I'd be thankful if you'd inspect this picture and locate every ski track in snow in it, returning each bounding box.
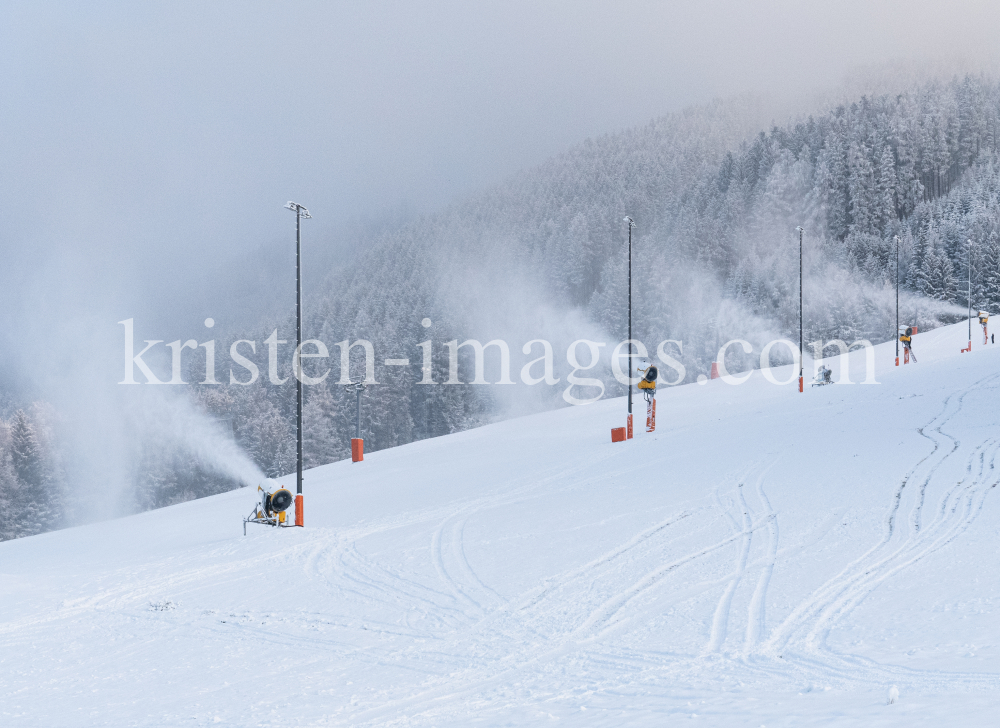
[329,465,768,725]
[702,459,779,656]
[763,377,983,655]
[431,513,483,616]
[304,451,621,626]
[744,467,778,653]
[705,468,757,653]
[805,439,1000,648]
[575,514,772,640]
[758,373,1000,691]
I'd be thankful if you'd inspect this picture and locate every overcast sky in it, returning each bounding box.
[2,0,1000,362]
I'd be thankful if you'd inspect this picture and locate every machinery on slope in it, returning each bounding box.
[636,361,658,433]
[244,480,296,534]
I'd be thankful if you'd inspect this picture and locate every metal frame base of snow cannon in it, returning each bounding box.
[244,508,294,535]
[637,385,656,432]
[244,482,297,535]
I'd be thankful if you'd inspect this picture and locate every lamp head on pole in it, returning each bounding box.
[795,226,804,233]
[285,201,312,219]
[624,216,635,229]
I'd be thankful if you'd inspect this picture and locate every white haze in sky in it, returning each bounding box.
[1,1,999,518]
[2,1,999,343]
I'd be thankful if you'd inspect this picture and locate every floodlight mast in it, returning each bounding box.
[968,239,973,351]
[796,226,804,393]
[624,216,636,436]
[345,380,367,439]
[285,201,311,526]
[895,235,900,366]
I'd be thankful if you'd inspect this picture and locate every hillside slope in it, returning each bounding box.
[3,323,1000,726]
[188,77,1000,487]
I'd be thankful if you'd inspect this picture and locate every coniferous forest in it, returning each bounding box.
[5,75,1000,538]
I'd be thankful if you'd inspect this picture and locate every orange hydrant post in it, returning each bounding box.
[351,438,364,462]
[295,494,304,527]
[611,427,626,443]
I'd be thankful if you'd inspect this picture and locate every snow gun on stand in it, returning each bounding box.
[244,480,295,535]
[636,362,658,433]
[898,325,917,363]
[812,365,833,386]
[979,311,990,345]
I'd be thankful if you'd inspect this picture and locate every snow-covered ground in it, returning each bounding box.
[3,323,1000,726]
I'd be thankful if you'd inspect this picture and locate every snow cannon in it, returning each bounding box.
[899,326,916,363]
[243,480,296,534]
[259,481,293,517]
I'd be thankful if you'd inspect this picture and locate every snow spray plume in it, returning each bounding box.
[123,387,265,490]
[2,309,266,525]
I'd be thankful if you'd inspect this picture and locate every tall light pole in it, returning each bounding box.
[624,216,636,437]
[345,380,366,462]
[285,201,311,526]
[895,235,900,366]
[796,226,804,393]
[968,238,973,351]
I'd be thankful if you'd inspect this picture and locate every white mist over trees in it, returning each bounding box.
[214,76,1000,473]
[4,75,1000,538]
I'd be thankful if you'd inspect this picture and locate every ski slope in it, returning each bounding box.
[3,323,1000,726]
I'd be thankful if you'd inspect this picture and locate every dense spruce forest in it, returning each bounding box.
[5,75,1000,537]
